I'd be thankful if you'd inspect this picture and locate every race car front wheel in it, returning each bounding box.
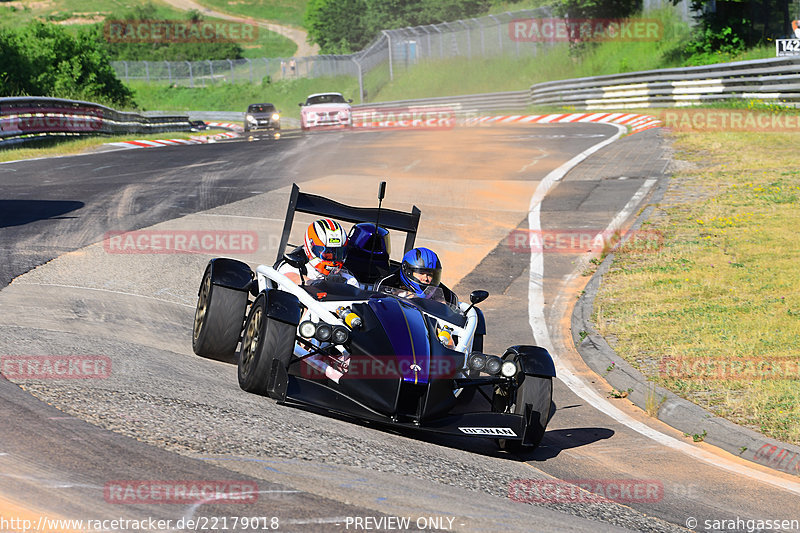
[193,267,248,363]
[494,369,553,452]
[237,294,295,396]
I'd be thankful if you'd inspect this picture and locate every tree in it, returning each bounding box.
[305,0,490,53]
[553,0,641,19]
[304,0,371,54]
[0,22,134,106]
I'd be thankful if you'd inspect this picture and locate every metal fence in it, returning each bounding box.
[112,56,359,87]
[111,7,555,101]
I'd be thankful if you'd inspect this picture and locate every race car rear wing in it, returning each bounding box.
[276,183,421,263]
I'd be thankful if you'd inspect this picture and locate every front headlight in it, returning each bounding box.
[485,356,503,375]
[315,324,332,342]
[246,114,255,123]
[332,326,349,345]
[501,361,518,378]
[468,352,487,372]
[299,320,316,338]
[271,113,280,121]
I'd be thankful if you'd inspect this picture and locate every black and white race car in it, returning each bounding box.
[192,184,555,451]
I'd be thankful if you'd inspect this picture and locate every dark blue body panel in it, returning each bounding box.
[367,297,431,384]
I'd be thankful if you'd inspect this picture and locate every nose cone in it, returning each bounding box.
[367,297,431,384]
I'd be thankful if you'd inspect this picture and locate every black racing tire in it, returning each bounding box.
[494,358,553,452]
[237,294,296,396]
[192,267,248,363]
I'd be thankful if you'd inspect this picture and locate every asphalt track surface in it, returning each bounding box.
[0,125,799,532]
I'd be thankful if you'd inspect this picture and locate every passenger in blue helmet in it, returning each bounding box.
[399,247,442,297]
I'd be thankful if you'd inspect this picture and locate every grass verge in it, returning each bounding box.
[192,0,309,28]
[592,110,800,445]
[372,13,772,102]
[0,131,202,163]
[129,76,360,118]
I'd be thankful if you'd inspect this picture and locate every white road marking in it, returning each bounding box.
[53,162,93,170]
[526,125,800,495]
[403,159,421,172]
[197,213,285,222]
[13,283,194,308]
[180,161,227,169]
[605,178,657,232]
[518,148,549,173]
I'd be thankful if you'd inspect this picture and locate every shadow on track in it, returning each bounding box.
[0,199,83,228]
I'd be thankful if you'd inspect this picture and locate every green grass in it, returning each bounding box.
[488,0,557,14]
[0,130,203,163]
[593,123,800,444]
[369,9,775,101]
[0,0,184,26]
[237,24,297,58]
[192,0,310,28]
[0,0,296,58]
[129,76,360,118]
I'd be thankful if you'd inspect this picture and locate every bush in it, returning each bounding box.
[305,0,491,54]
[0,22,134,107]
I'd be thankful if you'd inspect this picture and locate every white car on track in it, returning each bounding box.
[299,92,353,130]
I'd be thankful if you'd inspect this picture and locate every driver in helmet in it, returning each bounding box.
[398,247,442,297]
[375,246,444,298]
[278,218,359,287]
[393,247,456,348]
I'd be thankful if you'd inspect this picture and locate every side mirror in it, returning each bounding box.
[298,102,303,107]
[347,98,353,103]
[464,290,488,316]
[470,290,489,305]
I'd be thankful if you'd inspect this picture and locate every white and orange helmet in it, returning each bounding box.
[303,219,348,275]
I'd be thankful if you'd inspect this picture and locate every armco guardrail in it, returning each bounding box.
[0,97,191,147]
[530,56,800,109]
[354,56,800,116]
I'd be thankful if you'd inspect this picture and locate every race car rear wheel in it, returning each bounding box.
[193,268,248,363]
[494,370,553,453]
[237,294,295,396]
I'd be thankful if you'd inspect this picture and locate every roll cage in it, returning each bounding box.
[276,183,421,265]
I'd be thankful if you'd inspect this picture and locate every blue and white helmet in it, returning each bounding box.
[400,247,442,296]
